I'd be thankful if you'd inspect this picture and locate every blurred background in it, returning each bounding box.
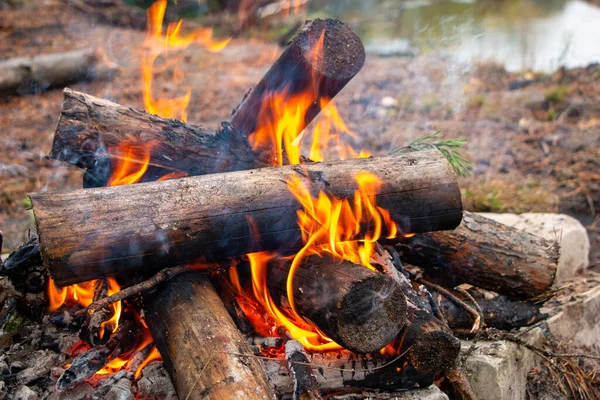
[1,0,598,266]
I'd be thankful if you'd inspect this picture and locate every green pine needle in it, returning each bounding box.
[389,131,474,177]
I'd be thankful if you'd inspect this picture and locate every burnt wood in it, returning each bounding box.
[231,18,365,164]
[267,257,408,354]
[31,151,462,286]
[143,273,274,399]
[50,89,269,187]
[394,212,559,299]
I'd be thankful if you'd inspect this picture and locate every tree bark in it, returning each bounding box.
[50,88,268,188]
[264,256,408,354]
[142,273,274,400]
[31,150,462,286]
[0,50,114,96]
[231,18,365,164]
[394,212,559,299]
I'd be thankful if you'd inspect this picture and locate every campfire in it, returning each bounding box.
[1,1,571,399]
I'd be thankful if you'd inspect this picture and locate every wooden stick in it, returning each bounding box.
[284,340,322,400]
[0,50,114,96]
[394,211,559,299]
[142,273,274,399]
[31,150,462,286]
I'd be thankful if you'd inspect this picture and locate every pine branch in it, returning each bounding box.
[389,131,474,177]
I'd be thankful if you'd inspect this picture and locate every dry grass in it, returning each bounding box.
[461,178,558,214]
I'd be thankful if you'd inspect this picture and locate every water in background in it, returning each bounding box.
[308,0,600,72]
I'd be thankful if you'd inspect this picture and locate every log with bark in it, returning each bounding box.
[142,272,274,399]
[393,211,559,299]
[0,50,115,96]
[31,150,462,286]
[237,256,408,354]
[50,19,365,187]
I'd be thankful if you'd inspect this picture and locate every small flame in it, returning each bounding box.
[98,278,122,340]
[48,279,95,311]
[143,0,230,121]
[107,140,156,187]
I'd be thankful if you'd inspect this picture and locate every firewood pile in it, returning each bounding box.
[0,19,562,400]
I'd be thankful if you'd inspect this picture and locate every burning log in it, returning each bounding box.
[84,278,113,346]
[50,19,365,185]
[0,50,114,96]
[231,19,365,152]
[142,273,274,399]
[57,319,135,390]
[394,212,559,299]
[266,257,408,354]
[31,150,462,286]
[262,349,434,395]
[50,89,268,187]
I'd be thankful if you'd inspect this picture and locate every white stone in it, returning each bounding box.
[463,276,600,400]
[13,386,38,400]
[478,213,590,283]
[380,96,399,108]
[462,339,539,400]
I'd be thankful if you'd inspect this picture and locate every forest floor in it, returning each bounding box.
[0,2,598,265]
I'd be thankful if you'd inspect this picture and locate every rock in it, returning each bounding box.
[381,96,399,108]
[463,276,600,400]
[541,280,600,347]
[461,339,539,400]
[478,213,590,283]
[13,386,38,400]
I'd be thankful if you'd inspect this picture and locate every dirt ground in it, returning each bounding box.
[0,1,598,267]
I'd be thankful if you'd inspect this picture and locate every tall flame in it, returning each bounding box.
[230,172,398,351]
[143,0,231,121]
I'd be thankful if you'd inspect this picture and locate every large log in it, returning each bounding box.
[31,150,462,286]
[143,273,274,399]
[231,18,365,164]
[50,19,365,185]
[394,212,559,299]
[248,256,409,354]
[0,50,114,96]
[50,88,267,188]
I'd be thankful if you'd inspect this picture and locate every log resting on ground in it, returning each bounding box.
[31,150,462,286]
[0,50,114,96]
[143,273,274,399]
[265,256,408,354]
[393,212,559,299]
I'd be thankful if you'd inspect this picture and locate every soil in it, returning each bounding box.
[0,1,598,397]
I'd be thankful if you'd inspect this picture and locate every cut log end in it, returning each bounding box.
[335,274,407,353]
[298,18,365,81]
[409,329,461,374]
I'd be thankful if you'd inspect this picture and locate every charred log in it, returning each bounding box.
[56,319,135,390]
[143,272,274,399]
[262,348,434,395]
[436,288,548,331]
[51,89,268,188]
[284,340,322,400]
[31,150,462,286]
[266,256,408,354]
[393,212,559,299]
[1,235,45,295]
[231,18,365,160]
[0,50,114,96]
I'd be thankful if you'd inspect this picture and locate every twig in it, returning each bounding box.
[445,368,478,400]
[416,278,481,334]
[77,264,199,318]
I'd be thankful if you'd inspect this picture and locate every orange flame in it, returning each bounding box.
[48,279,96,311]
[143,0,231,121]
[107,140,156,187]
[229,172,397,351]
